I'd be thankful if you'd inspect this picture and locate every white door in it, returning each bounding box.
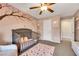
[43,20,52,41]
[61,17,74,41]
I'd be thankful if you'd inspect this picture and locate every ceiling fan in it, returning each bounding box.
[29,3,55,15]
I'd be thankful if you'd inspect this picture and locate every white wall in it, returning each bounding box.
[0,16,38,44]
[61,17,74,41]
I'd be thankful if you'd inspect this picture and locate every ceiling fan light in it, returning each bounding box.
[41,6,47,11]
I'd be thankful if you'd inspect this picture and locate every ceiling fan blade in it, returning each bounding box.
[40,3,43,6]
[39,11,42,15]
[47,8,54,13]
[43,3,55,5]
[48,3,55,5]
[29,6,40,9]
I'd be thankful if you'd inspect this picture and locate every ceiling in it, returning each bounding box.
[9,3,79,19]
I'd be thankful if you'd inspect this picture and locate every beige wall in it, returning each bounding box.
[0,4,38,44]
[39,16,61,43]
[75,17,79,41]
[0,16,38,44]
[38,20,43,40]
[73,10,79,41]
[52,16,61,43]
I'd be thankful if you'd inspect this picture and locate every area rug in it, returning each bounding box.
[20,43,55,56]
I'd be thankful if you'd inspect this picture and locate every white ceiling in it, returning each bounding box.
[9,3,79,19]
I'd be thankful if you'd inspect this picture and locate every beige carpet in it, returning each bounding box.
[39,40,76,56]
